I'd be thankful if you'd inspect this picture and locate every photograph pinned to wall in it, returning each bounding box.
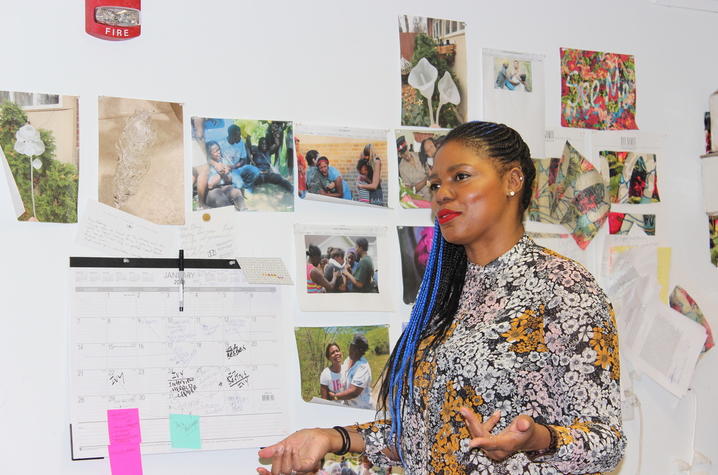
[669,286,714,353]
[99,96,184,225]
[608,212,656,236]
[395,128,449,208]
[482,49,545,157]
[0,90,79,222]
[710,214,718,267]
[399,15,467,128]
[398,225,434,304]
[191,117,294,212]
[560,47,638,130]
[294,325,390,411]
[319,452,404,474]
[295,124,388,207]
[295,224,392,312]
[601,150,660,204]
[527,141,609,249]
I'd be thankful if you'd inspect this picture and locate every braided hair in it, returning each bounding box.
[378,121,535,460]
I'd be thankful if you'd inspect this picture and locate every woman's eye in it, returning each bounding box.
[455,172,470,181]
[429,183,440,192]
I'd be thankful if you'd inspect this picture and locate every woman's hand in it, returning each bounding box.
[257,428,339,474]
[459,407,548,462]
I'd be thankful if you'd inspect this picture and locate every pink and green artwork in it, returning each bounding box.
[560,48,637,130]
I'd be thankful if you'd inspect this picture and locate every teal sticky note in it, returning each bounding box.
[169,414,201,449]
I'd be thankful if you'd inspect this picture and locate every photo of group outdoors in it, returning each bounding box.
[294,325,390,411]
[395,128,449,208]
[304,234,379,293]
[295,125,388,207]
[318,453,403,475]
[494,56,533,92]
[191,117,294,212]
[0,90,79,223]
[399,15,467,128]
[99,96,185,225]
[397,226,434,304]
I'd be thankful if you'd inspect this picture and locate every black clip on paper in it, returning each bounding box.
[178,249,185,312]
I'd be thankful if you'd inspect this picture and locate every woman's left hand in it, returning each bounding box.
[459,407,543,461]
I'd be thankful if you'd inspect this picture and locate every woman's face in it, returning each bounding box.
[318,161,329,176]
[429,141,511,247]
[209,144,221,161]
[326,345,342,364]
[424,139,437,158]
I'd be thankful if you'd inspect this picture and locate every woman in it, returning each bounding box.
[418,136,438,169]
[306,245,337,293]
[320,343,345,401]
[356,144,383,206]
[308,156,348,200]
[327,334,372,409]
[258,122,625,474]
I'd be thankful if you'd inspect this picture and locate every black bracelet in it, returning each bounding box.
[332,426,351,456]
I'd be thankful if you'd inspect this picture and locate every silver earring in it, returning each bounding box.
[508,191,516,197]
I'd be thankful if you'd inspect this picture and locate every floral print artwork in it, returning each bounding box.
[561,48,637,130]
[357,236,625,474]
[601,151,660,204]
[528,141,609,249]
[608,212,656,236]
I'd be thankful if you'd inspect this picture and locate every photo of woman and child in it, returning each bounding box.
[191,117,294,212]
[396,129,448,208]
[294,326,390,412]
[305,235,379,294]
[295,129,388,207]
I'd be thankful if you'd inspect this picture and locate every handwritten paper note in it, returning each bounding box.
[169,414,201,449]
[77,201,175,257]
[108,444,143,475]
[180,207,237,259]
[107,408,141,445]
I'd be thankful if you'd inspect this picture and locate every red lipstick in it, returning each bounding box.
[437,208,461,224]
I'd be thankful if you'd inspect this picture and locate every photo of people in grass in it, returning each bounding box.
[294,325,390,411]
[304,234,379,294]
[399,15,467,128]
[191,117,294,212]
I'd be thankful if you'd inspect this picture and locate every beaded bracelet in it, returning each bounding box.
[332,426,351,456]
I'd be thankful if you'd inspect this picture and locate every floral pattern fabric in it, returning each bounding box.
[358,236,625,474]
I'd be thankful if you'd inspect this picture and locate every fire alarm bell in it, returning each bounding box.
[86,0,141,41]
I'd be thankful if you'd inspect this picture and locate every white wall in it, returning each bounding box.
[0,1,716,474]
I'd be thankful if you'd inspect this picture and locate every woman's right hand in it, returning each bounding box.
[257,428,339,474]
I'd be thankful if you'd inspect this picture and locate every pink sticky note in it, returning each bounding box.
[107,408,141,445]
[108,444,143,475]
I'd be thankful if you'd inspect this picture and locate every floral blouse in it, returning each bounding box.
[358,236,625,474]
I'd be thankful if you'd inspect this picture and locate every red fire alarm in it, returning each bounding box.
[85,0,141,41]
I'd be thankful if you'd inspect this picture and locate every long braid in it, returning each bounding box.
[378,121,534,459]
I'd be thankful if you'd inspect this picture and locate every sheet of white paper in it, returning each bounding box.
[632,305,706,398]
[69,265,289,458]
[483,49,546,158]
[0,147,25,218]
[76,200,177,257]
[181,207,237,259]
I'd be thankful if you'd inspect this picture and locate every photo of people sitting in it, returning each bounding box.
[295,132,388,207]
[396,129,448,208]
[191,117,294,212]
[317,453,403,475]
[294,326,390,412]
[494,58,533,92]
[305,235,379,293]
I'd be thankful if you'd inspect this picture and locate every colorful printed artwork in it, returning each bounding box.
[528,141,609,249]
[399,15,467,128]
[601,151,660,203]
[608,212,656,236]
[670,286,714,353]
[710,215,718,267]
[560,48,637,130]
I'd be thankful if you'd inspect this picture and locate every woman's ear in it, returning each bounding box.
[506,166,524,196]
